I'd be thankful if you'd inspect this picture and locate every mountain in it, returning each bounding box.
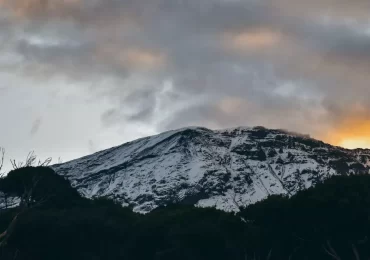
[52,126,370,213]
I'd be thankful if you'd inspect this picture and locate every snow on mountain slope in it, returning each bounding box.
[52,126,370,213]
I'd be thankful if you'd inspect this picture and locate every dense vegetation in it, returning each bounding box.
[0,166,369,259]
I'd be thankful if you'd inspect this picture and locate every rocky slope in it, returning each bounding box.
[53,126,370,213]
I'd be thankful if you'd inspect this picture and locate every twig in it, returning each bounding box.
[0,148,5,177]
[322,240,341,260]
[352,244,360,260]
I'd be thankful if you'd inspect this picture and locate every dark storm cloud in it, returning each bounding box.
[14,38,134,81]
[101,87,158,125]
[124,88,158,121]
[2,0,370,148]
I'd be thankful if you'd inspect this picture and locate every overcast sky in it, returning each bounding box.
[1,0,370,170]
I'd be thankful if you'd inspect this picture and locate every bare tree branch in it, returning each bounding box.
[25,151,36,167]
[288,243,304,260]
[13,249,19,259]
[230,191,242,211]
[10,159,23,170]
[322,240,341,260]
[0,210,22,247]
[10,151,52,170]
[38,157,52,167]
[0,148,5,177]
[266,248,273,260]
[351,244,360,260]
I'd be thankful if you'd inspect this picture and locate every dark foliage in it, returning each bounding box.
[0,167,83,209]
[0,167,369,260]
[239,174,370,259]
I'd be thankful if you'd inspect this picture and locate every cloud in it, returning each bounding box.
[0,0,82,20]
[30,117,42,136]
[225,29,282,51]
[266,0,370,20]
[88,139,96,154]
[100,87,158,125]
[97,46,166,71]
[2,0,370,159]
[218,97,247,115]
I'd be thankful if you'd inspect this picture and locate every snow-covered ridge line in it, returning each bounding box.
[53,126,370,213]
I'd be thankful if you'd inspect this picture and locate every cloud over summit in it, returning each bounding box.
[1,0,370,167]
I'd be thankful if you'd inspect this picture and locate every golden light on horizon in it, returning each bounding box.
[324,117,370,149]
[339,139,370,149]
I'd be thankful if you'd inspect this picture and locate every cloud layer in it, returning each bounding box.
[1,0,370,168]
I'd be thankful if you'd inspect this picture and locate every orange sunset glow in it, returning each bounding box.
[324,118,370,149]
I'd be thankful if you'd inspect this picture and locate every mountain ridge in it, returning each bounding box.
[53,126,370,213]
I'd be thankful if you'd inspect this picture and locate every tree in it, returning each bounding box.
[0,148,8,210]
[0,167,81,209]
[0,166,83,248]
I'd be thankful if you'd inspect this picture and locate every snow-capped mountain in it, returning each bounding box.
[53,126,370,213]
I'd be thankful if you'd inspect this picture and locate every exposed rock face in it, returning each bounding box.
[53,126,370,213]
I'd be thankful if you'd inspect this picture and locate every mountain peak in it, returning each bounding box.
[53,126,370,213]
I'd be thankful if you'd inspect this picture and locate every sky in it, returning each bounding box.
[1,0,370,170]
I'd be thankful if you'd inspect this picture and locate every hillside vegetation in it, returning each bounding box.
[0,166,369,259]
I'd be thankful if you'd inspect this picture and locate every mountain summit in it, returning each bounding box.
[53,126,370,213]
